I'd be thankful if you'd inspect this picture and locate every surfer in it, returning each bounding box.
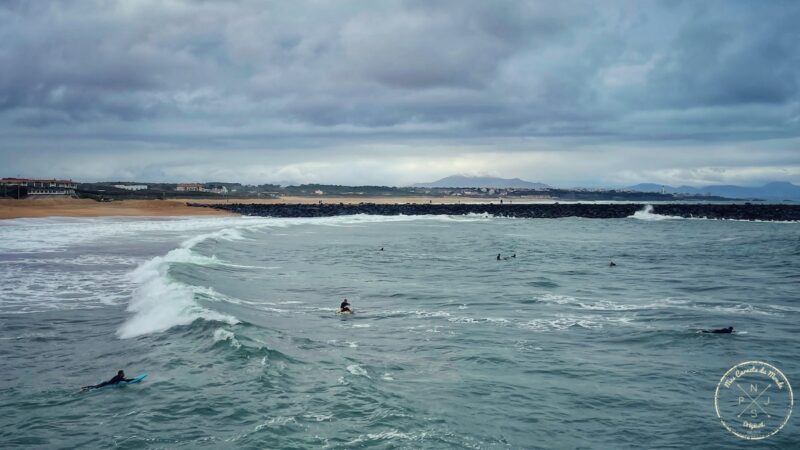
[497,253,501,260]
[701,326,734,334]
[82,370,133,390]
[609,261,617,267]
[339,298,352,313]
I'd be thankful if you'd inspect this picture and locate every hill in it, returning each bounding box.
[413,175,550,189]
[628,181,800,200]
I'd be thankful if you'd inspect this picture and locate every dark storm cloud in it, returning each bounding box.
[0,0,799,185]
[633,4,800,109]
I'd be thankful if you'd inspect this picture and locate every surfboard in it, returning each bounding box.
[119,374,147,386]
[82,374,147,392]
[336,309,353,315]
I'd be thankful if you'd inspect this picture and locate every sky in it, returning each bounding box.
[1,0,799,187]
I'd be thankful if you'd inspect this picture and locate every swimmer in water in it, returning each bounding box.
[701,326,734,334]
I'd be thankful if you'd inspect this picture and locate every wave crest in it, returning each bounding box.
[629,204,681,221]
[117,229,245,339]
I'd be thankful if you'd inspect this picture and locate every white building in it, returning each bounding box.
[113,184,148,191]
[207,185,228,194]
[176,183,228,194]
[176,183,203,192]
[0,178,77,196]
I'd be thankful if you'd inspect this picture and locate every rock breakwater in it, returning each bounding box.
[187,202,800,221]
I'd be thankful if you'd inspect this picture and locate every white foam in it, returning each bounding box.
[0,213,499,255]
[448,316,510,325]
[520,317,604,331]
[254,416,297,431]
[345,430,426,446]
[0,255,136,314]
[117,233,242,339]
[213,328,242,349]
[629,204,682,221]
[302,413,333,422]
[709,303,783,317]
[577,300,640,311]
[385,309,453,318]
[346,364,371,378]
[539,294,577,305]
[0,216,270,253]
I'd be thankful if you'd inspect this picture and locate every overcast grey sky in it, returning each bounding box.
[1,0,798,187]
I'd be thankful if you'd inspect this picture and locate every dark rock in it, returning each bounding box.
[184,202,800,222]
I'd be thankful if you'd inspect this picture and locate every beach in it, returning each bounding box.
[0,198,235,220]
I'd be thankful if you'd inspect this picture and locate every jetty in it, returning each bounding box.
[187,202,800,222]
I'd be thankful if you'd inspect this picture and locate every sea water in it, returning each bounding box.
[0,211,798,449]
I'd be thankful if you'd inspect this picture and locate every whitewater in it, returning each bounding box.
[1,210,798,448]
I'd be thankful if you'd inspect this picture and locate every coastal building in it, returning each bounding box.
[176,183,203,192]
[207,185,228,195]
[113,184,148,191]
[175,183,228,194]
[0,178,77,196]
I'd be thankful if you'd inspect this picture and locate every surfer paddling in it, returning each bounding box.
[82,370,133,390]
[701,326,734,334]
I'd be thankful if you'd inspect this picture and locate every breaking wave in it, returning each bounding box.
[117,227,248,339]
[629,204,682,221]
[116,214,479,339]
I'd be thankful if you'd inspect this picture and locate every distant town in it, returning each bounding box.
[0,177,747,202]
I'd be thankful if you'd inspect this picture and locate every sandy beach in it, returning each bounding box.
[0,198,235,220]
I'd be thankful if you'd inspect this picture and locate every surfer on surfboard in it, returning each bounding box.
[81,370,133,390]
[701,326,734,334]
[339,298,352,313]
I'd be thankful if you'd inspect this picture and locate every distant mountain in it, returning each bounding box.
[414,175,550,189]
[628,181,800,200]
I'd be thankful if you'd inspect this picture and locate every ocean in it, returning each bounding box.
[1,210,798,449]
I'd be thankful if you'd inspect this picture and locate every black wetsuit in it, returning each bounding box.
[85,374,132,389]
[702,327,734,334]
[340,300,351,312]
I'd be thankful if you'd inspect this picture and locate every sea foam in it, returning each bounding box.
[629,204,682,221]
[116,228,247,339]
